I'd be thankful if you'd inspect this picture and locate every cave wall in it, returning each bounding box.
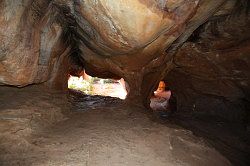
[0,0,72,88]
[165,12,250,123]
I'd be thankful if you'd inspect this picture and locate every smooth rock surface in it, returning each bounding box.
[0,87,231,166]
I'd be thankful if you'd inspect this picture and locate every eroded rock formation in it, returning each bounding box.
[166,7,250,122]
[0,0,249,123]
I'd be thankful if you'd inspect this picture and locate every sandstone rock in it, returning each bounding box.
[0,0,249,123]
[165,12,250,122]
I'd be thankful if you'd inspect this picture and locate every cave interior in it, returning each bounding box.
[0,0,250,165]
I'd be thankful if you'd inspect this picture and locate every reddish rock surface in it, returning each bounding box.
[0,0,249,123]
[0,0,250,165]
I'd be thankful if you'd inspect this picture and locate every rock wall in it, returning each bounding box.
[0,0,72,88]
[165,12,250,123]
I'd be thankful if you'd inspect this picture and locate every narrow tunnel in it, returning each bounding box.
[0,0,250,165]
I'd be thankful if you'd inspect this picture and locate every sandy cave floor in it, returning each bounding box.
[0,86,232,166]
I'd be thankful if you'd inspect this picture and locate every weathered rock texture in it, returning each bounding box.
[0,0,249,123]
[0,0,74,89]
[165,8,250,122]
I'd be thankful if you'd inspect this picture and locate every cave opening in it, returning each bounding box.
[68,71,127,100]
[150,81,173,115]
